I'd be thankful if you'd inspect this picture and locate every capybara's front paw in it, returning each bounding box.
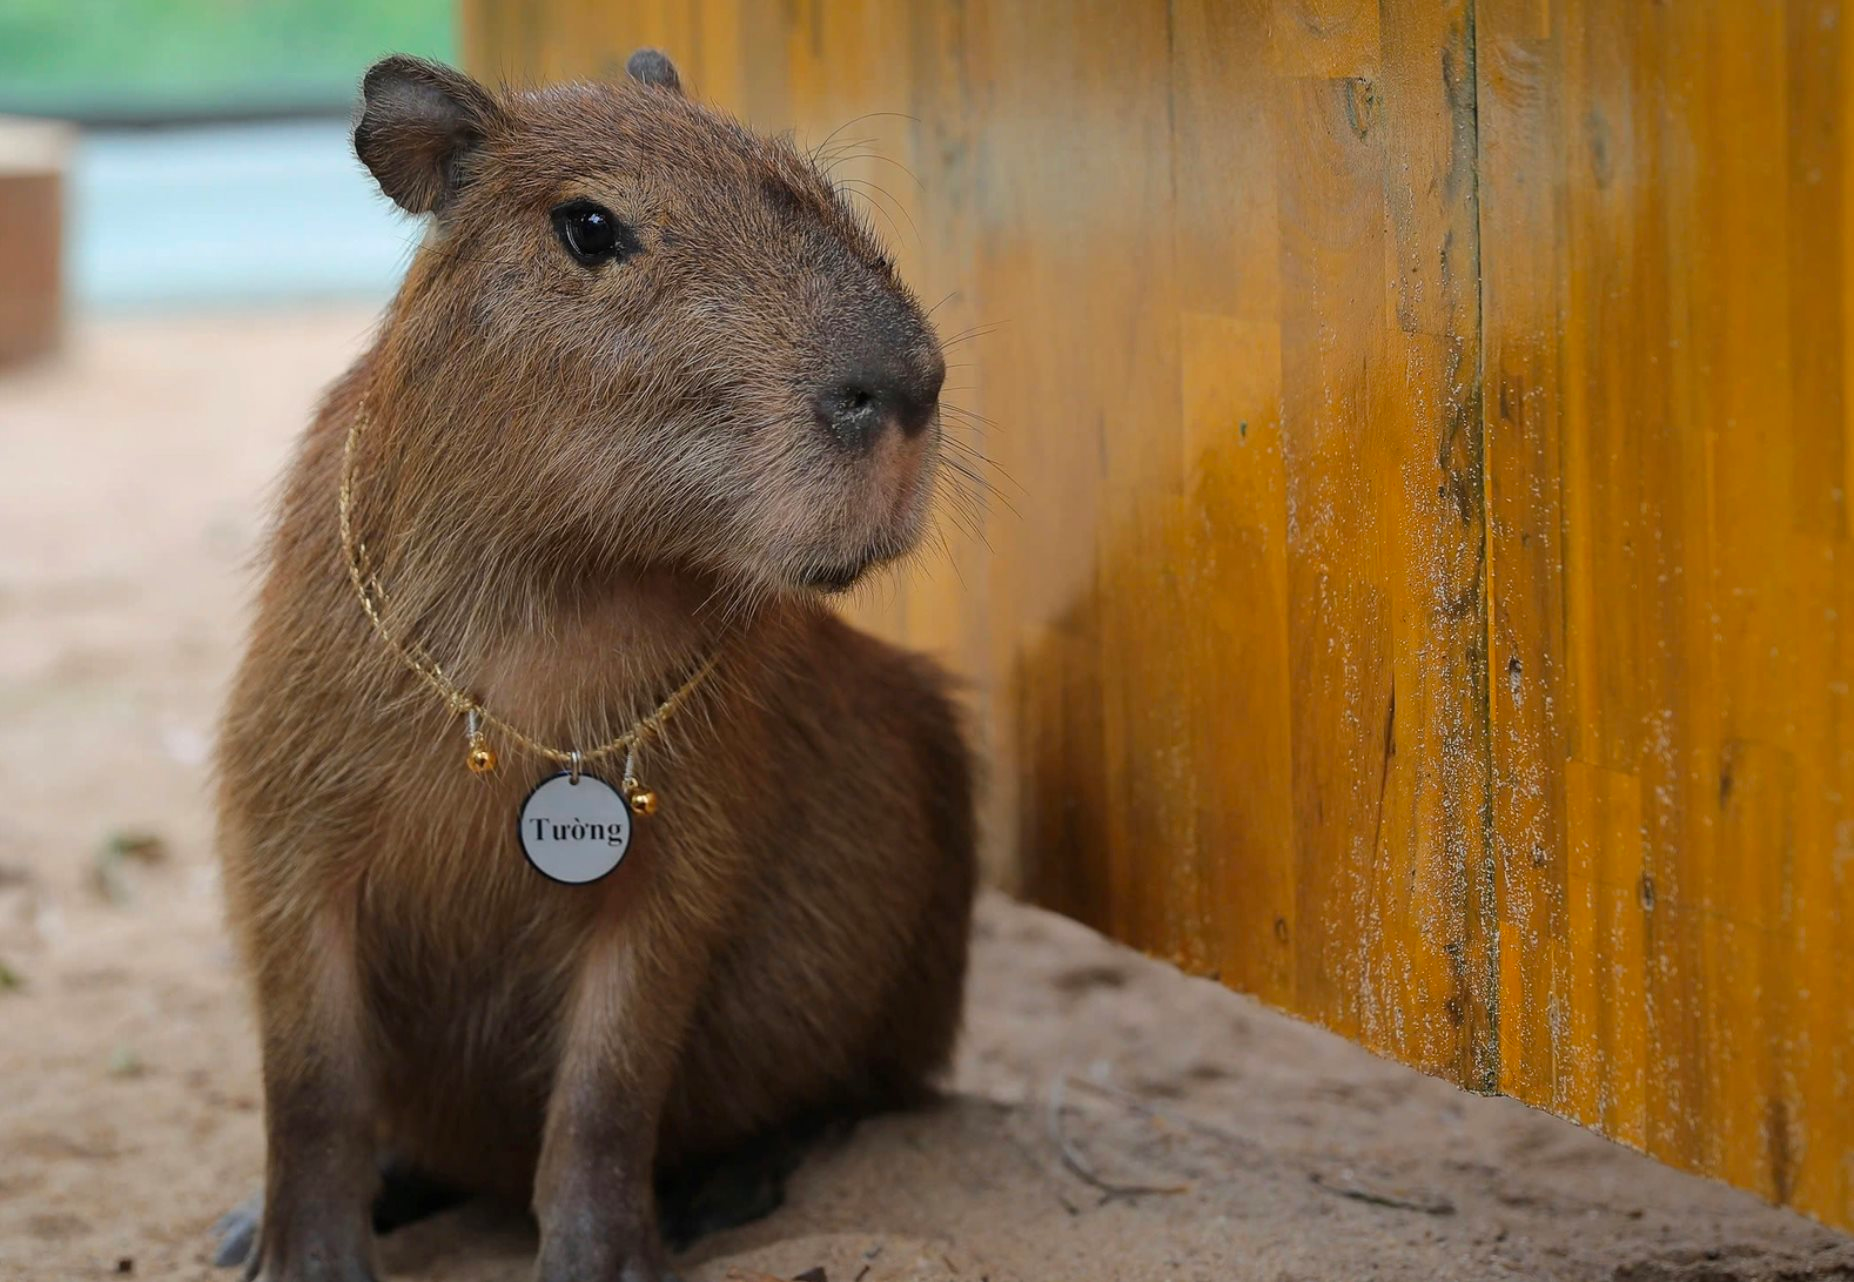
[217,1202,377,1282]
[534,1234,674,1282]
[247,1265,377,1282]
[212,1203,376,1282]
[243,1239,378,1282]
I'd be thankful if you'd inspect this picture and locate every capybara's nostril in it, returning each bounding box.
[816,380,888,451]
[816,356,944,451]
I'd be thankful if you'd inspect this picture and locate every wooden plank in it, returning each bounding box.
[1181,309,1296,1003]
[1270,64,1396,1054]
[1174,0,1297,1005]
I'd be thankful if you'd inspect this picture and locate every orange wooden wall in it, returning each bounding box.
[464,0,1854,1228]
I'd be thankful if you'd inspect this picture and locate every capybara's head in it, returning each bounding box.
[354,53,945,602]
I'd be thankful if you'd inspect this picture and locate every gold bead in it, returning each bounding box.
[466,738,497,774]
[626,786,658,817]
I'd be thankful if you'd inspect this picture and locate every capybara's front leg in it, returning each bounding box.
[533,923,703,1282]
[244,905,380,1282]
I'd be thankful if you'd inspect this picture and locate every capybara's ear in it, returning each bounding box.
[625,48,682,94]
[354,56,505,214]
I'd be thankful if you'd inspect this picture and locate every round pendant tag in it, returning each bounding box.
[518,772,632,884]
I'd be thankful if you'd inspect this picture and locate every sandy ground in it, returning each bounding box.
[3,308,1853,1282]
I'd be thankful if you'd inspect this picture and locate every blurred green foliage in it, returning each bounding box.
[0,0,454,120]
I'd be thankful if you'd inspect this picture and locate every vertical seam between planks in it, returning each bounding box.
[1463,0,1503,1094]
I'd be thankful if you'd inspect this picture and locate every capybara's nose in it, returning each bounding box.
[815,352,945,451]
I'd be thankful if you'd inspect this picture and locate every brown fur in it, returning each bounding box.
[215,54,974,1282]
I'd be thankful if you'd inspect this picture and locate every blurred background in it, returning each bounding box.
[0,0,451,315]
[0,12,465,1269]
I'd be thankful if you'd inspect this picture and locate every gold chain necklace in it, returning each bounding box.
[337,399,719,818]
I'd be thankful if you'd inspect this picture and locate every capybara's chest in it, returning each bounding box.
[350,783,614,1015]
[349,831,608,1185]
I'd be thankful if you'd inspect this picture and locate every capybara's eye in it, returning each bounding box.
[551,200,638,266]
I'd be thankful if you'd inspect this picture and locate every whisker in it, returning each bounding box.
[806,110,922,161]
[940,322,1006,351]
[941,401,1005,433]
[834,177,921,253]
[814,138,877,176]
[822,148,927,192]
[834,183,906,247]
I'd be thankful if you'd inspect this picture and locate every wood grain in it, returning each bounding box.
[465,0,1854,1228]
